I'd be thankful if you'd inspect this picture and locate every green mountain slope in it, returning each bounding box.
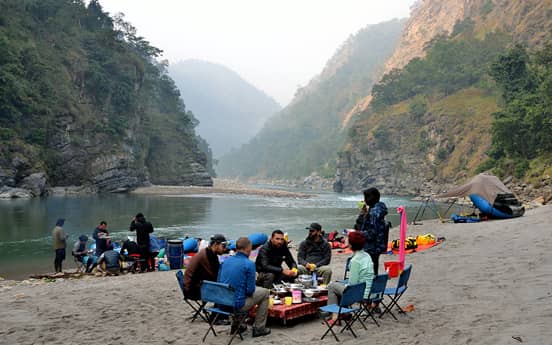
[169,60,281,158]
[338,0,552,197]
[217,19,406,178]
[0,0,212,196]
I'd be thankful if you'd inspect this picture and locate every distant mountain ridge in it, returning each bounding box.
[169,60,281,158]
[217,19,406,178]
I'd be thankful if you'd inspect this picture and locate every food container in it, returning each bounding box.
[284,297,293,306]
[271,288,288,298]
[303,289,321,298]
[292,289,302,304]
[296,275,313,288]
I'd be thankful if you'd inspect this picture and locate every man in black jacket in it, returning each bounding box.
[296,223,332,284]
[129,213,154,272]
[255,230,298,288]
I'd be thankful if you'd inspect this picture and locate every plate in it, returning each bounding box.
[272,300,282,305]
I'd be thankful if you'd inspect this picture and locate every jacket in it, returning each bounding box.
[93,227,108,257]
[218,252,256,310]
[52,226,66,250]
[184,248,220,300]
[98,250,122,269]
[121,239,140,256]
[348,250,374,299]
[358,202,388,255]
[129,216,153,246]
[255,241,297,274]
[297,237,331,267]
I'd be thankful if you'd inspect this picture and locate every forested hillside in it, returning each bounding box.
[169,60,281,158]
[338,0,551,200]
[217,19,406,178]
[0,0,213,197]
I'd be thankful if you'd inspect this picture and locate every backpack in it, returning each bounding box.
[391,236,418,250]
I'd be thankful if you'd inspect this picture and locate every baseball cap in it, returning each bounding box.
[210,234,227,245]
[306,223,322,232]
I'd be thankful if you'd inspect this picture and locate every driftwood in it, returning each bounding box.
[30,271,87,279]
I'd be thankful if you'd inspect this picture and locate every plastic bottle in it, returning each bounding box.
[312,271,318,288]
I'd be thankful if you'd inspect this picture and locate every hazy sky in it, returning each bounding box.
[100,0,416,106]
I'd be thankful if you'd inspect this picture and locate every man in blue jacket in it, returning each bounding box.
[357,187,388,275]
[218,237,271,338]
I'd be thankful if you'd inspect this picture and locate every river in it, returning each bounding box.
[0,189,434,280]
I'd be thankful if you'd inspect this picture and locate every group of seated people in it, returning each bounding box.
[71,217,158,275]
[182,223,336,338]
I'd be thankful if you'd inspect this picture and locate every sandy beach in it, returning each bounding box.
[1,205,551,345]
[131,179,311,199]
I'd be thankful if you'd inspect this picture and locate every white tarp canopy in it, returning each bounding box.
[436,173,511,203]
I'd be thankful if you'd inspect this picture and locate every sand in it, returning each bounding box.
[1,205,551,345]
[131,179,311,199]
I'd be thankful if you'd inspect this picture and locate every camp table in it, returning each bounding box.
[268,295,328,325]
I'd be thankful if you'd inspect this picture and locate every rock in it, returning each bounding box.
[532,196,545,206]
[0,187,33,199]
[20,172,48,197]
[503,176,513,185]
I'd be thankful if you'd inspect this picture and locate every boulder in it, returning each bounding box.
[0,187,33,199]
[20,172,48,197]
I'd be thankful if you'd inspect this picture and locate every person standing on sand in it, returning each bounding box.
[52,218,68,273]
[129,213,154,272]
[92,221,109,257]
[357,187,388,275]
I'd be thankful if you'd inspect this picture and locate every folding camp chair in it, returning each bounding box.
[200,280,248,345]
[175,270,208,323]
[73,255,86,273]
[380,265,412,321]
[319,282,366,342]
[361,273,389,327]
[337,256,352,284]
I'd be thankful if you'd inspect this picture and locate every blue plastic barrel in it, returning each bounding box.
[167,239,184,269]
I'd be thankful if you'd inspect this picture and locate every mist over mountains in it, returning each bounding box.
[169,60,281,158]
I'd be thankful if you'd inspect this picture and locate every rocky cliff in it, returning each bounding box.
[0,0,212,198]
[337,0,551,198]
[350,0,552,114]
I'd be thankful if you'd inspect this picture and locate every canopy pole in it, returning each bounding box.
[397,206,407,270]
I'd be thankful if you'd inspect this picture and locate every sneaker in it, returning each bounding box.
[230,324,247,334]
[372,306,382,314]
[252,327,271,338]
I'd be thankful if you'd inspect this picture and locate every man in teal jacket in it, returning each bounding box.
[218,237,271,338]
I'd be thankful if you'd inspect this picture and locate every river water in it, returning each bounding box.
[0,189,431,280]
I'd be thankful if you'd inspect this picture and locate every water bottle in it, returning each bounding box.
[312,271,318,288]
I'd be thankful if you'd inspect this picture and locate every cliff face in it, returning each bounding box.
[0,0,212,198]
[338,0,551,195]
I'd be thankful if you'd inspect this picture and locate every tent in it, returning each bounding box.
[436,173,524,219]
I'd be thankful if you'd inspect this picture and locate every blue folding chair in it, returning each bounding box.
[175,270,208,323]
[361,273,389,327]
[200,280,248,345]
[380,265,412,320]
[337,256,352,284]
[319,282,366,342]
